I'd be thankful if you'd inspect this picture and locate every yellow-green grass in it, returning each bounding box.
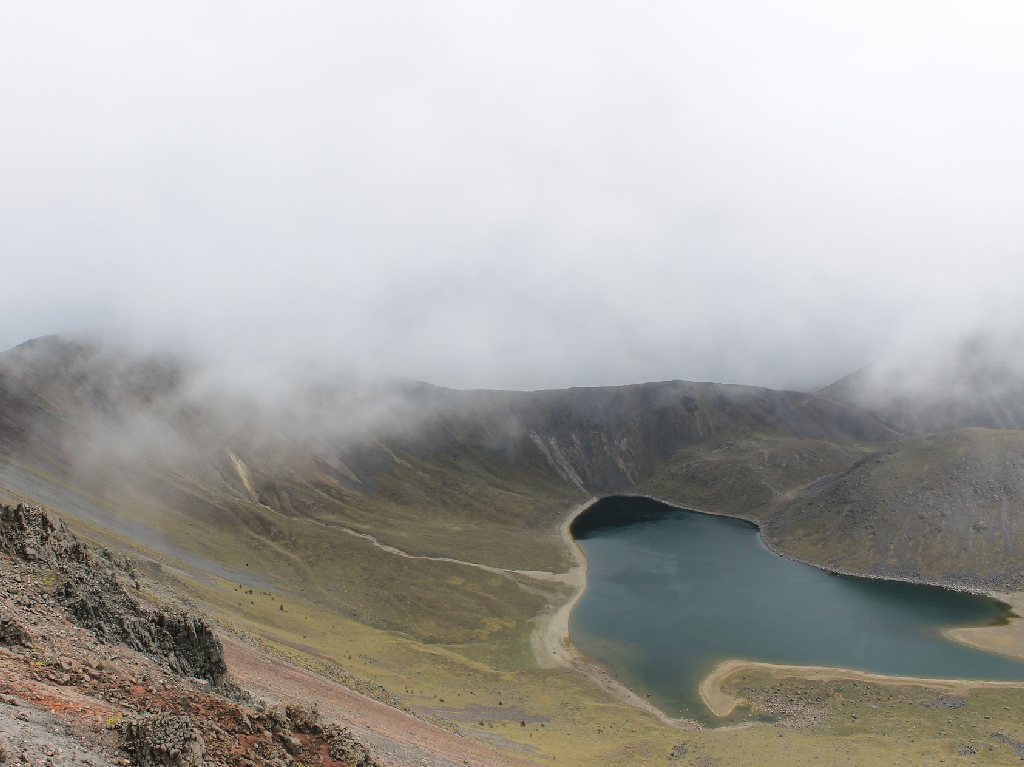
[167,560,1024,767]
[12,435,1024,766]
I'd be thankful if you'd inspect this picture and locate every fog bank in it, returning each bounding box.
[2,1,1022,390]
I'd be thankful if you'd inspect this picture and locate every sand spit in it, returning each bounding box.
[700,658,1024,718]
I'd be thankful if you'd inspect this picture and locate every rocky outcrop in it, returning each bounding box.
[120,715,207,767]
[117,705,377,767]
[277,705,377,767]
[0,504,227,684]
[1,502,382,767]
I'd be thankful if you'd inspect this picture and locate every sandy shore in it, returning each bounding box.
[528,494,755,674]
[529,497,702,729]
[529,499,591,671]
[534,494,1024,726]
[699,586,1024,718]
[699,658,1024,718]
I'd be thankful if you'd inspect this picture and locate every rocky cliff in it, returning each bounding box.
[0,503,379,767]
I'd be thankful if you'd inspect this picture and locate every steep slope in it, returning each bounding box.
[1,335,895,495]
[391,376,895,492]
[0,335,896,565]
[0,503,380,767]
[768,428,1024,589]
[636,434,876,521]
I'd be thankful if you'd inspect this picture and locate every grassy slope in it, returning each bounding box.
[636,434,878,521]
[767,428,1024,590]
[6,337,1024,765]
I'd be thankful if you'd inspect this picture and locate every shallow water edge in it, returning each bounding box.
[549,494,1024,725]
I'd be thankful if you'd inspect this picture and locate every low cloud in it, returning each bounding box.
[2,1,1023,390]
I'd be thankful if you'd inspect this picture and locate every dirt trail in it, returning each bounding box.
[244,489,576,585]
[221,635,539,767]
[326,522,575,583]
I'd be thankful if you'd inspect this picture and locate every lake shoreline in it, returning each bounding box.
[699,659,1024,717]
[529,497,703,730]
[536,493,1024,725]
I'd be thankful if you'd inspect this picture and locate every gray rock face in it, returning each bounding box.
[119,715,207,767]
[0,501,382,767]
[0,504,228,684]
[283,704,377,767]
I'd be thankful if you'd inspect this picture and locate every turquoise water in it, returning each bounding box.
[570,496,1024,720]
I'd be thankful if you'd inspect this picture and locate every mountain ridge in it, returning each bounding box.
[3,332,1024,766]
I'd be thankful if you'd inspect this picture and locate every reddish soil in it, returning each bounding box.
[222,635,539,767]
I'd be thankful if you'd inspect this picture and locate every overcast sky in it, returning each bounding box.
[2,1,1023,390]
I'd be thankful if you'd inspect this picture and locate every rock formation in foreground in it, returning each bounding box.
[0,503,378,767]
